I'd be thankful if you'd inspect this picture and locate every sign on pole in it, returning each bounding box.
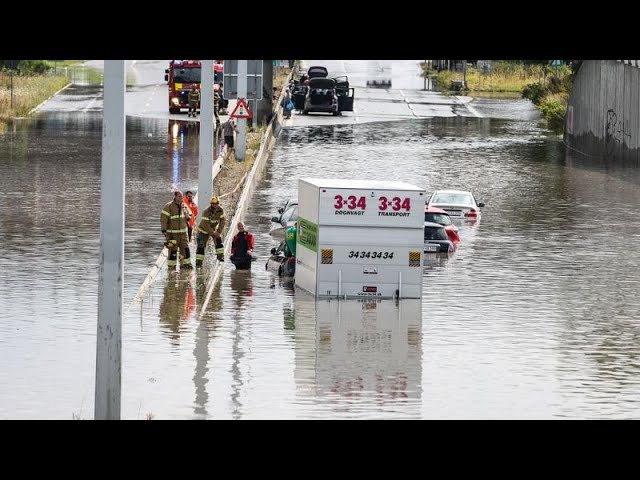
[223,60,263,100]
[230,98,253,119]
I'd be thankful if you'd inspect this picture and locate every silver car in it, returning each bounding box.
[269,199,298,236]
[426,189,485,220]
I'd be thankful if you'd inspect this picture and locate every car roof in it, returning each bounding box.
[423,221,445,228]
[431,189,473,195]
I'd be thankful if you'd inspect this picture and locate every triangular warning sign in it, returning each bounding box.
[230,98,253,119]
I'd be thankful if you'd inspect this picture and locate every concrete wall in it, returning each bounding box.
[565,60,640,164]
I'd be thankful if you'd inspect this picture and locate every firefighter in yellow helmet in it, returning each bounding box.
[195,196,226,266]
[160,191,193,270]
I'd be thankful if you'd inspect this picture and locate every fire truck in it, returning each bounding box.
[164,60,224,114]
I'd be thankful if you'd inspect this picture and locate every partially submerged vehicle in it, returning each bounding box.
[424,221,455,254]
[266,241,296,277]
[270,199,298,235]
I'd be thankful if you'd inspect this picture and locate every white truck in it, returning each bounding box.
[295,178,425,299]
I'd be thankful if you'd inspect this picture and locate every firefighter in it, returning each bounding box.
[230,221,255,269]
[195,196,226,266]
[188,85,200,117]
[160,191,193,270]
[183,190,198,242]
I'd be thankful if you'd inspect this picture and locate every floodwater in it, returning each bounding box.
[1,61,640,419]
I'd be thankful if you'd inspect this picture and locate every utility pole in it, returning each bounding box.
[463,60,467,89]
[423,59,427,91]
[10,60,15,109]
[95,60,126,420]
[236,60,247,161]
[198,60,214,210]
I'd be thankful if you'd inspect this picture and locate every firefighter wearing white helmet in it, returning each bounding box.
[195,196,226,266]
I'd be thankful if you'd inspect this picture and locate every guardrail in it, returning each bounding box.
[128,71,293,314]
[198,71,293,317]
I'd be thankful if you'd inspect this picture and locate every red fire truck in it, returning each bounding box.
[164,60,224,114]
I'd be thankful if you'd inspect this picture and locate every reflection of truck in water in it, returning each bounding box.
[291,65,354,115]
[164,60,224,114]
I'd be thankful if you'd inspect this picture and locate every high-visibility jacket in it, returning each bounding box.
[183,198,198,230]
[197,205,225,237]
[160,200,190,237]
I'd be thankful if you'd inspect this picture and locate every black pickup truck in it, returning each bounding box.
[290,65,354,114]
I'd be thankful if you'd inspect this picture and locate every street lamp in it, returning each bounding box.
[10,60,15,109]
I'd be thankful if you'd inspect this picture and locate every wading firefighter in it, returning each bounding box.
[196,196,226,266]
[160,191,193,270]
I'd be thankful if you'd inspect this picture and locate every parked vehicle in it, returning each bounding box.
[266,242,296,277]
[164,60,224,114]
[424,206,460,246]
[270,199,298,235]
[426,189,484,221]
[424,221,455,254]
[302,78,339,115]
[291,65,354,114]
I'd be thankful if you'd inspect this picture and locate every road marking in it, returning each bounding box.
[399,89,418,117]
[83,97,98,112]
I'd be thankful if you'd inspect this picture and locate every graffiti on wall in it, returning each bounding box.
[605,109,632,156]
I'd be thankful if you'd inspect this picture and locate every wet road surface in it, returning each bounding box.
[2,60,640,419]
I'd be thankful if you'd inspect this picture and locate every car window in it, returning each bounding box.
[174,68,201,83]
[432,194,452,203]
[425,212,452,225]
[281,205,298,224]
[432,193,473,205]
[424,226,448,241]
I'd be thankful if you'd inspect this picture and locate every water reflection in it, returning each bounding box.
[158,272,196,347]
[293,293,422,418]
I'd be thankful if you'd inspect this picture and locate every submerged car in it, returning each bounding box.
[266,241,295,277]
[424,221,455,254]
[425,206,460,246]
[426,189,484,221]
[270,199,298,235]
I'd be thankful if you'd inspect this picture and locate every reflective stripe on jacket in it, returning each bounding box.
[197,205,226,237]
[160,200,190,235]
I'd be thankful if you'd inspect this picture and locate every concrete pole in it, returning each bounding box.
[423,59,427,91]
[463,60,467,89]
[236,60,247,161]
[260,59,274,125]
[198,60,214,210]
[95,60,126,420]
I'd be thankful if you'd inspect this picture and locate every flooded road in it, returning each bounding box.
[2,60,640,419]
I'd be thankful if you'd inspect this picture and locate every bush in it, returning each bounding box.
[522,82,546,105]
[539,96,567,133]
[17,60,50,75]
